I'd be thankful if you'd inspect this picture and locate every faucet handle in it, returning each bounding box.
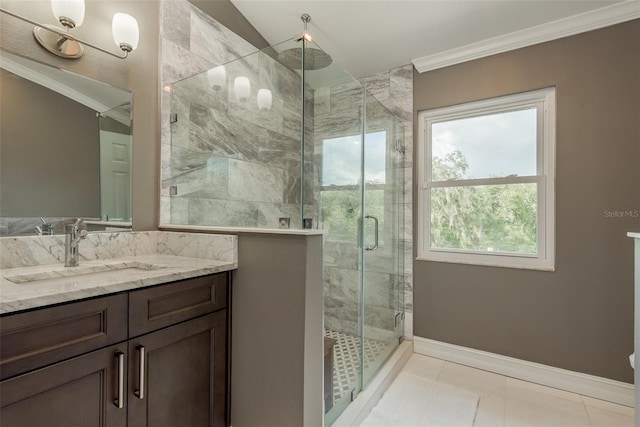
[79,229,88,239]
[65,218,86,235]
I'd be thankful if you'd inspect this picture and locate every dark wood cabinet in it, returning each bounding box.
[0,343,127,427]
[0,272,230,427]
[128,311,227,427]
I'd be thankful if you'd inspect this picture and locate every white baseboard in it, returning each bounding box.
[332,340,413,427]
[414,336,634,407]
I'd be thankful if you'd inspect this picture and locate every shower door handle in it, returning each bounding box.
[365,215,379,251]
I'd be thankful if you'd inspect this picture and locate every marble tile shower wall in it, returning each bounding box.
[322,65,414,339]
[159,0,316,229]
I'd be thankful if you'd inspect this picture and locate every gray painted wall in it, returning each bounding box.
[230,233,323,427]
[1,69,99,217]
[413,19,640,383]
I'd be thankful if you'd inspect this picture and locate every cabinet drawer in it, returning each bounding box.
[129,273,228,337]
[0,294,128,380]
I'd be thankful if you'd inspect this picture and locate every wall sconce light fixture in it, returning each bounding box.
[0,0,139,59]
[207,65,226,90]
[257,89,273,111]
[234,76,251,101]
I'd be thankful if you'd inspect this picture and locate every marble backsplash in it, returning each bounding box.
[0,231,237,270]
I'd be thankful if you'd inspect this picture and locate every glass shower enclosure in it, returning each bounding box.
[166,36,405,424]
[317,73,406,424]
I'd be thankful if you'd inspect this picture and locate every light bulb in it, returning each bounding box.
[112,13,139,52]
[207,66,227,89]
[257,89,272,111]
[51,0,85,27]
[234,76,251,101]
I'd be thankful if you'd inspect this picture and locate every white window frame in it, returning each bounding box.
[417,87,556,270]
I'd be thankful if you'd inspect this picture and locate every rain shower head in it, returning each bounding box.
[277,47,332,71]
[277,14,332,71]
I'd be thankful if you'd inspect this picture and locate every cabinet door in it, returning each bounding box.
[128,311,227,427]
[0,344,127,427]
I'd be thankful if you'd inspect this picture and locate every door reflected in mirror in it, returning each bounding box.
[0,50,133,236]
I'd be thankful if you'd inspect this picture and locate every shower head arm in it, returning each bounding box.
[299,13,312,42]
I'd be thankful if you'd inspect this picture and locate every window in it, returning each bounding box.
[417,88,555,270]
[320,132,386,243]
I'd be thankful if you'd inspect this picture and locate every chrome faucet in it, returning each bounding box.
[64,219,88,267]
[35,217,55,235]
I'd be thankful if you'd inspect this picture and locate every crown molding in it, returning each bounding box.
[412,1,640,73]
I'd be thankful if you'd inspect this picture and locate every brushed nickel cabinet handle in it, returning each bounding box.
[135,345,145,399]
[114,351,125,409]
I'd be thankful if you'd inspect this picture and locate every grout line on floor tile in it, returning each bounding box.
[580,394,635,416]
[581,399,596,427]
[470,398,480,426]
[502,389,507,427]
[434,360,448,382]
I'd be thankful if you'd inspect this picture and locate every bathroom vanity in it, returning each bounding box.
[0,231,237,427]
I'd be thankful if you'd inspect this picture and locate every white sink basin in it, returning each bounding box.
[4,261,166,284]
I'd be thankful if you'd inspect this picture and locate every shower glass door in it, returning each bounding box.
[361,93,405,386]
[319,75,405,425]
[317,75,366,425]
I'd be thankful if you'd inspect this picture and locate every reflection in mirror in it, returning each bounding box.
[0,50,133,236]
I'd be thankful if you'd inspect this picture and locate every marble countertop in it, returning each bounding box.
[0,254,237,315]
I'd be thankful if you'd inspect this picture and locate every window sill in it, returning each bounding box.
[416,252,555,271]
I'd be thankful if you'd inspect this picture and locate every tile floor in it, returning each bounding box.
[365,353,634,426]
[325,329,390,403]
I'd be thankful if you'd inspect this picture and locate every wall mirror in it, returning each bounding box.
[0,50,132,236]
